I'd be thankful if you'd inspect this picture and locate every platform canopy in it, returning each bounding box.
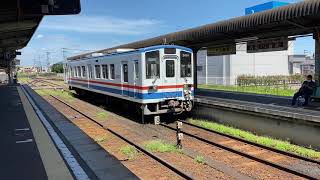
[0,0,81,68]
[69,0,320,60]
[0,1,42,67]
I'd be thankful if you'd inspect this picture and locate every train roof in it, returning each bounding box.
[67,45,192,62]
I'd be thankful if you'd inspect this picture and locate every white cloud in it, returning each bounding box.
[35,34,44,39]
[41,15,162,35]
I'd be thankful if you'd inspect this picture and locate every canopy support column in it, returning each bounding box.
[313,32,320,97]
[192,48,200,90]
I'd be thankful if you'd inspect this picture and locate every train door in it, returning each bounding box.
[163,58,178,98]
[133,61,139,98]
[64,64,69,83]
[87,64,92,88]
[121,62,129,96]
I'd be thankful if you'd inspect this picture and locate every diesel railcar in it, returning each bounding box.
[64,45,194,116]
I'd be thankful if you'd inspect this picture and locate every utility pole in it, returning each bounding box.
[46,51,50,72]
[62,48,68,63]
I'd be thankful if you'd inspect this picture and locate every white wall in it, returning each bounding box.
[198,42,292,85]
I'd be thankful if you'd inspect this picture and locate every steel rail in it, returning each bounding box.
[50,95,194,180]
[180,120,320,165]
[160,123,318,180]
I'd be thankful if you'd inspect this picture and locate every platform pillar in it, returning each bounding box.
[192,48,200,90]
[313,32,320,97]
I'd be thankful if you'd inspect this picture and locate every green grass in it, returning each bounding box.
[199,84,296,97]
[94,135,109,143]
[194,155,206,165]
[17,76,32,84]
[190,119,320,159]
[144,140,181,153]
[35,89,75,102]
[120,145,139,160]
[96,112,108,121]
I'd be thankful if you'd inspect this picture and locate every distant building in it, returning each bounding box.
[289,55,315,75]
[19,66,37,73]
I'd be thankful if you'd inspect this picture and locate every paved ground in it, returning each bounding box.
[0,85,47,180]
[196,89,292,106]
[0,84,74,180]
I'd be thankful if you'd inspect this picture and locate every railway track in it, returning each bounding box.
[40,90,320,179]
[160,122,320,180]
[28,79,63,89]
[50,95,193,180]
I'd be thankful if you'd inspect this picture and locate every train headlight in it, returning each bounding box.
[149,85,158,91]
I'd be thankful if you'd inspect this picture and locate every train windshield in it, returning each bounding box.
[145,51,160,79]
[180,51,192,77]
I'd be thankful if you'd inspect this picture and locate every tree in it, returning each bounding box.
[51,63,64,73]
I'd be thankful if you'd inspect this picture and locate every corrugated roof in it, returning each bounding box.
[69,0,320,60]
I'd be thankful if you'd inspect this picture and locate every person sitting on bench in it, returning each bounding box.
[291,75,316,106]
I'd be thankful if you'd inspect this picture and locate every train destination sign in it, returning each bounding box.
[207,44,236,56]
[247,37,289,53]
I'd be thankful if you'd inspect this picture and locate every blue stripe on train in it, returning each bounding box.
[69,81,183,100]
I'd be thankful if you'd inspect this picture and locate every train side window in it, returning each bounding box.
[82,66,86,78]
[110,64,115,79]
[145,51,160,79]
[70,67,73,77]
[180,51,192,77]
[88,65,93,79]
[166,60,175,78]
[134,61,139,79]
[95,65,101,79]
[77,66,81,77]
[122,64,128,83]
[102,64,109,79]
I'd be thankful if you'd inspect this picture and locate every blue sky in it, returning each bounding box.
[20,0,312,66]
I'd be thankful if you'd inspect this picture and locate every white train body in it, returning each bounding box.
[65,45,194,115]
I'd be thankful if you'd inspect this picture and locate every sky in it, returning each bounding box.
[20,0,312,66]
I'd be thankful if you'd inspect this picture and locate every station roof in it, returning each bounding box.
[0,1,43,67]
[69,0,320,60]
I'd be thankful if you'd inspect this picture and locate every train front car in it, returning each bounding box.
[141,45,194,115]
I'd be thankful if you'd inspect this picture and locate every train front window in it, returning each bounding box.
[180,51,192,77]
[166,60,175,78]
[145,51,160,79]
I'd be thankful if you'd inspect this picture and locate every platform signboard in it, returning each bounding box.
[14,59,20,65]
[20,0,81,15]
[207,44,236,56]
[247,37,288,53]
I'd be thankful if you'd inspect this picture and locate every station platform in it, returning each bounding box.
[196,88,320,123]
[0,84,138,180]
[0,84,73,180]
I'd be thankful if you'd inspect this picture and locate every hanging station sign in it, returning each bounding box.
[207,44,236,56]
[247,37,289,53]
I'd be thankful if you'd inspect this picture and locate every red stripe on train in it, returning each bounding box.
[69,78,191,90]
